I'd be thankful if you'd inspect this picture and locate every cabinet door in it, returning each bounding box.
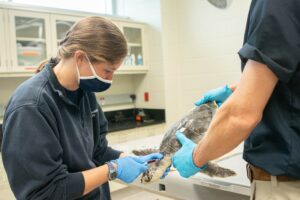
[120,23,147,67]
[0,9,7,72]
[9,10,52,72]
[50,14,82,57]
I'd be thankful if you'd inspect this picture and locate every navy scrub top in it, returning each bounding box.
[1,60,122,200]
[239,0,300,178]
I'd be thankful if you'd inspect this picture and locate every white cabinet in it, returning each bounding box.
[119,22,149,73]
[8,10,52,72]
[0,4,149,76]
[50,14,81,57]
[0,9,7,72]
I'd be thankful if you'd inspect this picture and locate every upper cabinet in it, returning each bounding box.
[9,10,52,72]
[118,22,148,74]
[0,9,7,72]
[50,14,81,56]
[0,4,149,76]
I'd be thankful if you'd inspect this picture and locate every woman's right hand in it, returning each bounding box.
[111,153,163,183]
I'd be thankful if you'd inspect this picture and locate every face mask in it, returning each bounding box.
[76,55,112,92]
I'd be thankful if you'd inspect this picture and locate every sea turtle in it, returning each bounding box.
[132,101,236,183]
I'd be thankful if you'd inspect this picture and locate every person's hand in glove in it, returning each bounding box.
[195,85,233,107]
[172,131,207,178]
[111,153,163,183]
[136,153,170,179]
[160,166,171,179]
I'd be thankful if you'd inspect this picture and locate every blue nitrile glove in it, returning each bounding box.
[112,153,163,183]
[172,131,207,178]
[137,153,164,163]
[195,85,232,107]
[139,153,170,179]
[160,166,171,179]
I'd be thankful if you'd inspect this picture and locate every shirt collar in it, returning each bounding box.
[42,59,84,106]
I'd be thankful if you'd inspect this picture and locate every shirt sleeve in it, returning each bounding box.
[238,0,300,83]
[92,105,122,166]
[2,106,85,200]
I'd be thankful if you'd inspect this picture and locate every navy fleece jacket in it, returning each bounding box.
[1,61,121,200]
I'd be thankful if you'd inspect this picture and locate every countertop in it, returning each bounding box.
[108,120,165,132]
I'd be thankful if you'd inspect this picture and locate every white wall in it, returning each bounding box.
[96,75,135,97]
[161,0,251,125]
[119,0,165,109]
[0,77,29,105]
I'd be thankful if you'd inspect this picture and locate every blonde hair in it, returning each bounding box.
[37,16,128,72]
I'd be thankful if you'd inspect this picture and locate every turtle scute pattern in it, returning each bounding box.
[132,102,236,183]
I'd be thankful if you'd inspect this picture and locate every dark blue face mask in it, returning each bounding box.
[79,78,111,93]
[76,55,112,93]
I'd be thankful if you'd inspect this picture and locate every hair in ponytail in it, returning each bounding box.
[37,16,128,73]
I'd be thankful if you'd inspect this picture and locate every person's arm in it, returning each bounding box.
[193,59,278,167]
[2,106,85,200]
[82,165,109,195]
[2,105,142,199]
[82,152,163,195]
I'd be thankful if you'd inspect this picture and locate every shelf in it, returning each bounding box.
[0,66,148,77]
[127,43,142,47]
[16,37,46,43]
[116,65,148,74]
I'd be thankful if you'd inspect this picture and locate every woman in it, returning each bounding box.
[1,16,163,200]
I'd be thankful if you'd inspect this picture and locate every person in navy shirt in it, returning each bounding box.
[172,0,300,199]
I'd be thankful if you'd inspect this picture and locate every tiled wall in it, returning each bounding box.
[161,0,251,125]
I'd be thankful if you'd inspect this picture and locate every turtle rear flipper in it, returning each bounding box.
[202,162,236,177]
[132,148,159,156]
